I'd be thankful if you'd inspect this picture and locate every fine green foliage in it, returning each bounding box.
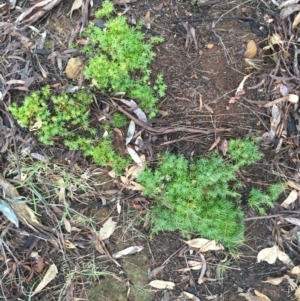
[248,183,285,215]
[111,113,127,128]
[9,86,129,174]
[83,0,166,116]
[137,139,283,249]
[228,138,263,168]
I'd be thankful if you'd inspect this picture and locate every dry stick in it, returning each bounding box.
[243,211,300,221]
[110,98,229,136]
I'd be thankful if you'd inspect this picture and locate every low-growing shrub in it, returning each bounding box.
[83,0,167,116]
[137,140,284,249]
[9,86,129,174]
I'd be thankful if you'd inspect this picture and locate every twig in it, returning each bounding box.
[109,97,229,136]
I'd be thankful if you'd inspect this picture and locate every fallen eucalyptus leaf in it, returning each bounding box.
[33,263,58,295]
[281,190,298,208]
[262,275,290,285]
[99,217,116,241]
[149,280,175,290]
[126,120,135,145]
[112,246,144,258]
[185,238,224,252]
[257,245,292,265]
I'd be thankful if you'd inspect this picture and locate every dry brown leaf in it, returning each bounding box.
[244,40,257,58]
[16,0,63,25]
[295,286,300,301]
[149,266,165,279]
[291,266,300,274]
[65,58,84,79]
[33,263,58,295]
[284,217,300,227]
[99,217,116,241]
[144,11,151,29]
[29,120,43,131]
[185,238,224,252]
[287,180,300,190]
[288,94,299,103]
[69,0,83,18]
[254,290,271,301]
[262,275,290,285]
[293,12,300,29]
[112,246,144,259]
[0,174,52,233]
[239,292,261,301]
[149,280,175,290]
[65,240,76,249]
[281,190,298,208]
[219,139,228,155]
[34,257,45,273]
[63,218,72,233]
[95,240,106,254]
[204,103,213,114]
[257,245,292,265]
[208,137,220,151]
[183,291,201,300]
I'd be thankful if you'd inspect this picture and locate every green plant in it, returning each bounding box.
[137,139,283,249]
[228,138,263,168]
[111,113,127,128]
[83,0,166,116]
[9,87,129,174]
[248,183,285,215]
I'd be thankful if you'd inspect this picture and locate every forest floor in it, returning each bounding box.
[1,0,300,300]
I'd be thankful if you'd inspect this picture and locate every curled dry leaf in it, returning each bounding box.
[149,280,175,290]
[69,0,83,18]
[262,275,290,285]
[257,245,292,265]
[254,290,271,301]
[99,217,116,241]
[183,291,201,301]
[112,246,144,259]
[185,238,224,252]
[281,190,298,208]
